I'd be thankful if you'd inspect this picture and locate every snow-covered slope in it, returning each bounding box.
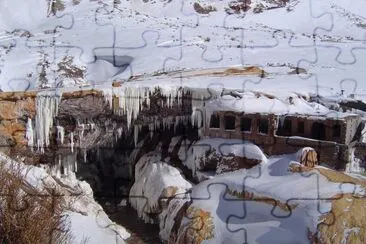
[166,149,366,243]
[0,152,130,243]
[0,0,365,102]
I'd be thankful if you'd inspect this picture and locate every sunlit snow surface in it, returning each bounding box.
[0,0,365,101]
[130,139,365,243]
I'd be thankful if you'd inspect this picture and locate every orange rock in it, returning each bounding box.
[0,98,36,120]
[0,120,27,146]
[17,98,36,118]
[0,101,18,120]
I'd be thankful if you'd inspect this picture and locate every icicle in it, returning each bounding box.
[70,132,74,153]
[63,155,68,176]
[34,90,62,152]
[117,127,123,138]
[101,87,113,109]
[83,148,87,164]
[56,126,64,145]
[74,157,78,172]
[361,123,366,143]
[77,120,85,140]
[25,118,34,147]
[90,122,95,130]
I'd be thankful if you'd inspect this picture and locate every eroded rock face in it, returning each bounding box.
[0,97,36,146]
[216,153,262,173]
[175,207,215,244]
[193,148,263,176]
[58,94,111,119]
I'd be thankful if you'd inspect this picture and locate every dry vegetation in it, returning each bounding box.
[0,162,71,243]
[288,163,366,243]
[317,193,366,244]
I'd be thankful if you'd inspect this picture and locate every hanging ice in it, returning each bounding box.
[70,132,74,153]
[102,85,189,131]
[35,90,62,153]
[113,86,151,129]
[25,118,34,147]
[134,124,143,146]
[56,126,65,145]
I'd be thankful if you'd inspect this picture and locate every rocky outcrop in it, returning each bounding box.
[0,95,36,147]
[175,206,215,244]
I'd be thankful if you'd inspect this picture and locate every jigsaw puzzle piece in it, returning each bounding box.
[0,37,41,91]
[297,44,366,99]
[89,0,199,78]
[309,0,366,64]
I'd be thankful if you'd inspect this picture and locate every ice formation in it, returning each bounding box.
[102,86,190,130]
[78,120,85,140]
[70,132,74,153]
[56,125,65,145]
[25,118,34,147]
[361,123,366,143]
[102,86,151,129]
[35,91,62,153]
[133,124,143,146]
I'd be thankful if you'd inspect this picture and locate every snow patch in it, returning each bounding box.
[129,152,191,224]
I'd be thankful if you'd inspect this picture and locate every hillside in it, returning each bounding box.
[0,0,365,100]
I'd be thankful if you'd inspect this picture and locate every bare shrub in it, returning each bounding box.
[0,162,71,243]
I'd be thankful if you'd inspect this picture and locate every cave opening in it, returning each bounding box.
[57,119,199,243]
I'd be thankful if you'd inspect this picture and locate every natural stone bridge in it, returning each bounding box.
[0,86,197,165]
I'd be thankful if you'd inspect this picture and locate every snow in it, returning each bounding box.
[0,0,364,105]
[0,0,48,31]
[183,138,267,176]
[204,91,356,118]
[129,152,192,224]
[177,150,365,243]
[67,211,127,244]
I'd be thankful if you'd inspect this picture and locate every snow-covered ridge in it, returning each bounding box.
[1,0,366,101]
